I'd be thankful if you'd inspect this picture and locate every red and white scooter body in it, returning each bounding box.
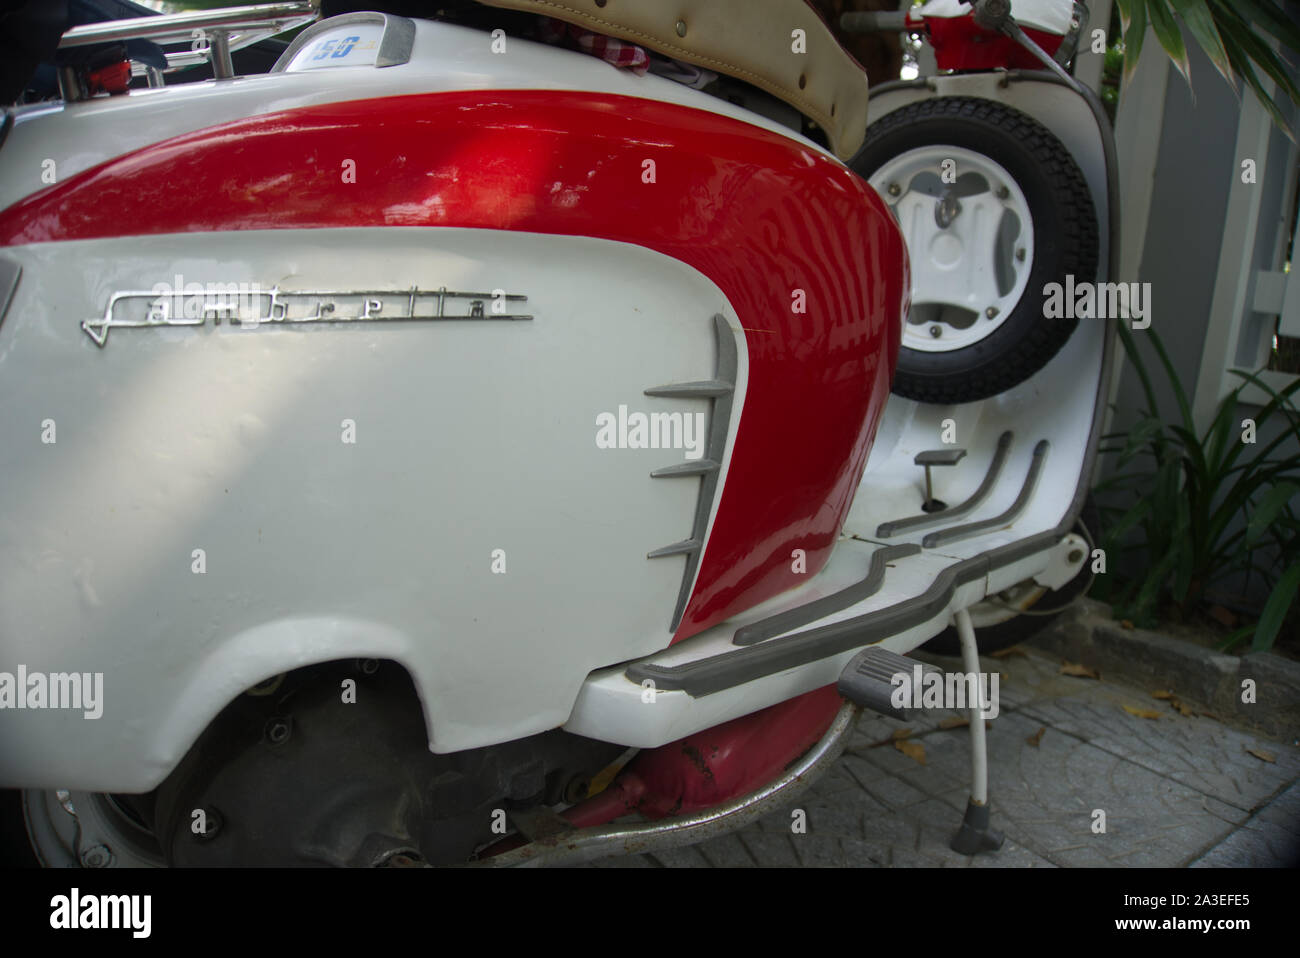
[0,16,908,793]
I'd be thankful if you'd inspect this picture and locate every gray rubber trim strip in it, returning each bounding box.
[0,258,20,334]
[628,554,992,695]
[732,543,921,646]
[645,314,738,632]
[921,439,1049,548]
[622,75,1120,699]
[876,431,1013,538]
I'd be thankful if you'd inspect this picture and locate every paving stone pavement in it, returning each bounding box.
[585,646,1300,868]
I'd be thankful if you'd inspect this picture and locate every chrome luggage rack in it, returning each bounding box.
[56,1,319,100]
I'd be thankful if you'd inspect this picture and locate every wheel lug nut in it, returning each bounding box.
[888,182,901,197]
[264,716,292,746]
[986,307,999,319]
[194,806,223,841]
[1016,248,1026,261]
[996,186,1010,199]
[81,844,113,868]
[929,325,942,338]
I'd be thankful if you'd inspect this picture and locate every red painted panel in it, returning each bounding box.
[623,683,844,819]
[926,17,1066,72]
[0,91,907,642]
[481,684,844,854]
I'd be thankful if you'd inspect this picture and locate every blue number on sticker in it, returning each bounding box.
[331,36,360,58]
[312,39,337,60]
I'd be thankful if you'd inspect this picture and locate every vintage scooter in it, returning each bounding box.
[0,0,1116,866]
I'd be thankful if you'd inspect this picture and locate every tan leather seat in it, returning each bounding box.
[474,0,870,159]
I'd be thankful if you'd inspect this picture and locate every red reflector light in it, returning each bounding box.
[86,61,132,96]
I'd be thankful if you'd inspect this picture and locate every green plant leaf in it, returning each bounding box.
[1246,481,1300,544]
[1172,493,1196,601]
[1170,0,1237,89]
[1216,623,1258,652]
[1134,547,1180,621]
[1252,561,1300,651]
[1203,390,1239,473]
[1221,369,1300,473]
[1147,329,1196,431]
[1215,18,1300,140]
[1215,10,1300,106]
[1106,497,1154,549]
[1116,325,1166,435]
[1213,0,1300,62]
[1119,417,1166,467]
[1117,0,1149,86]
[1227,369,1300,436]
[1147,0,1193,88]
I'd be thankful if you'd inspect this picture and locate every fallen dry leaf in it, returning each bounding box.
[894,739,927,765]
[1246,748,1277,764]
[1026,726,1046,747]
[1153,689,1197,717]
[1207,604,1237,628]
[1120,619,1135,630]
[990,645,1028,659]
[936,717,994,731]
[1060,662,1101,679]
[1123,705,1163,720]
[869,727,913,748]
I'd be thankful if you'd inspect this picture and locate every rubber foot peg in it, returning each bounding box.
[949,798,1004,855]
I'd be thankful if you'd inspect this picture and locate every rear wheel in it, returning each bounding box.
[20,661,624,867]
[853,96,1099,404]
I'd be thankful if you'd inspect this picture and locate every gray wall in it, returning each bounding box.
[1102,38,1300,610]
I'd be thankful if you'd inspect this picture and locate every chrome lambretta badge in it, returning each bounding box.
[82,284,532,347]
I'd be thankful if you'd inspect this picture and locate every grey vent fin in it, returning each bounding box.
[645,314,739,632]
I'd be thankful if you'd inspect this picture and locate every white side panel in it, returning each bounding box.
[0,19,832,212]
[0,227,749,790]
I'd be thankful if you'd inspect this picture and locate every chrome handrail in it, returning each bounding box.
[57,1,318,93]
[58,2,318,49]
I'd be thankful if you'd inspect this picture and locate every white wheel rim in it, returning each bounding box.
[869,145,1035,353]
[23,789,165,868]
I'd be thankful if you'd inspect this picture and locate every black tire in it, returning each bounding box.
[852,96,1099,404]
[925,495,1099,656]
[0,790,39,867]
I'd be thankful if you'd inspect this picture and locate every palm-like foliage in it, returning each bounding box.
[1094,325,1300,650]
[1115,0,1300,138]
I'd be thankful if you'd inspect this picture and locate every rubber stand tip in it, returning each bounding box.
[949,798,1005,855]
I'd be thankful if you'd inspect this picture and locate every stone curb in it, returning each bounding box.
[1027,599,1300,740]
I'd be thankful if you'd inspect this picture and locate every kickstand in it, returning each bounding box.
[949,607,1004,855]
